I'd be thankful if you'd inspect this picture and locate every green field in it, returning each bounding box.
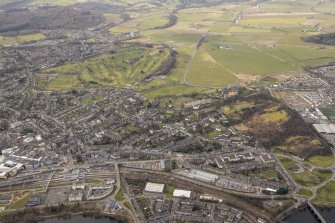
[138,14,169,30]
[190,39,296,77]
[7,193,31,210]
[165,185,175,198]
[0,33,46,46]
[291,169,330,187]
[247,168,279,180]
[258,0,316,13]
[240,17,306,27]
[320,104,335,122]
[298,188,313,197]
[82,94,103,106]
[37,46,170,90]
[11,0,335,96]
[187,50,239,87]
[28,0,127,7]
[115,185,126,202]
[279,157,295,169]
[306,155,335,168]
[314,181,335,205]
[103,0,335,93]
[314,0,335,14]
[278,157,331,187]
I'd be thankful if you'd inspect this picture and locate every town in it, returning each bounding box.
[0,0,335,223]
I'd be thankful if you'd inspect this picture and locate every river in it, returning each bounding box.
[286,207,335,223]
[38,215,124,223]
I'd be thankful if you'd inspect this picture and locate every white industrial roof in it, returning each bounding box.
[173,189,191,198]
[189,169,218,182]
[313,124,335,134]
[144,182,165,193]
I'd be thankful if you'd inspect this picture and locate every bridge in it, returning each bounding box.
[308,202,327,223]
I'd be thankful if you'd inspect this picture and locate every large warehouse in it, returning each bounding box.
[173,189,192,198]
[180,169,219,183]
[144,182,165,194]
[313,124,335,134]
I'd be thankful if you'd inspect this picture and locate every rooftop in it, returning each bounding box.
[144,182,165,193]
[173,189,191,198]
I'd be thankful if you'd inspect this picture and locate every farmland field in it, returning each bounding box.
[121,0,335,95]
[10,0,335,95]
[0,33,46,46]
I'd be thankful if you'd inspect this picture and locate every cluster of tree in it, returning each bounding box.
[224,89,331,158]
[0,7,105,35]
[155,14,177,29]
[149,48,177,77]
[302,33,335,46]
[276,187,289,195]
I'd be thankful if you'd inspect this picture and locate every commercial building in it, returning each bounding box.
[313,124,335,134]
[144,182,165,194]
[173,189,191,198]
[181,169,219,183]
[72,182,85,190]
[0,162,24,179]
[69,192,83,202]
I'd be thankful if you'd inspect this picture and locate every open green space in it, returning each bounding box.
[246,168,281,181]
[240,17,306,27]
[115,185,126,202]
[7,193,31,210]
[314,181,335,205]
[313,0,335,14]
[0,33,46,46]
[312,168,333,182]
[138,14,169,30]
[298,188,313,197]
[258,0,316,13]
[29,0,81,7]
[291,170,324,187]
[306,155,335,168]
[320,104,335,122]
[37,46,170,90]
[81,94,103,106]
[11,0,335,94]
[114,0,335,90]
[288,166,333,187]
[278,157,329,187]
[123,200,135,214]
[187,50,239,87]
[28,0,128,7]
[199,39,296,76]
[165,185,175,198]
[279,157,296,169]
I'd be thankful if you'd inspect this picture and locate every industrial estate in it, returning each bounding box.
[0,0,335,223]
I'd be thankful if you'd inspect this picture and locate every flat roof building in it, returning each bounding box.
[173,189,191,198]
[313,124,335,134]
[181,169,219,183]
[144,182,165,194]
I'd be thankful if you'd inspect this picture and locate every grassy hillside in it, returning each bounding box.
[37,45,170,90]
[0,33,45,45]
